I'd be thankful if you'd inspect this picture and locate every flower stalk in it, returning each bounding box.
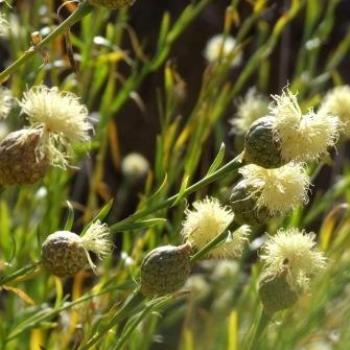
[0,1,94,82]
[109,154,244,233]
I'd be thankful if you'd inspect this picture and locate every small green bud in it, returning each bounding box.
[42,231,88,277]
[230,182,271,226]
[0,129,49,186]
[259,271,298,315]
[243,117,284,169]
[89,0,136,9]
[140,244,191,297]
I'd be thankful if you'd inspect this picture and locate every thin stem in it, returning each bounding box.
[110,154,244,233]
[80,288,145,350]
[248,310,272,350]
[190,222,240,263]
[0,1,94,82]
[0,261,41,286]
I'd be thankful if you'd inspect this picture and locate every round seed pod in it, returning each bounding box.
[259,271,299,315]
[0,129,49,186]
[42,231,88,277]
[140,244,191,297]
[243,117,284,169]
[230,182,271,226]
[89,0,135,9]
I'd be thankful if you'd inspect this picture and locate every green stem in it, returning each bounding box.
[0,1,94,82]
[248,310,272,350]
[190,223,239,263]
[80,288,145,350]
[0,261,41,286]
[110,154,244,233]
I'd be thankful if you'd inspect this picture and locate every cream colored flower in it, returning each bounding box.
[181,197,234,250]
[121,152,150,180]
[260,228,327,291]
[237,163,310,215]
[243,89,339,168]
[230,88,269,134]
[271,89,339,162]
[19,85,92,167]
[81,220,113,270]
[0,86,12,119]
[320,85,350,137]
[204,34,241,66]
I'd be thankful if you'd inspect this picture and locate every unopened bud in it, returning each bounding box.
[259,270,299,314]
[140,244,191,297]
[0,129,49,186]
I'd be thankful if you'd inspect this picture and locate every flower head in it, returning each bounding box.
[19,86,92,168]
[81,220,112,263]
[181,197,234,251]
[243,89,339,168]
[209,225,250,258]
[272,90,339,163]
[0,86,12,120]
[320,85,350,137]
[238,163,310,215]
[230,88,269,134]
[121,152,150,181]
[42,220,112,277]
[204,34,241,67]
[260,228,327,291]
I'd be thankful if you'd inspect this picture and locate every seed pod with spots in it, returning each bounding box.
[259,270,299,315]
[89,0,136,9]
[0,129,49,186]
[42,221,112,278]
[243,117,283,169]
[230,182,271,226]
[140,244,191,297]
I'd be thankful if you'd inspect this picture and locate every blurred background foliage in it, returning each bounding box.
[1,0,350,349]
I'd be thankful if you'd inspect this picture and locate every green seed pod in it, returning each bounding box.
[230,182,271,226]
[89,0,136,9]
[259,271,298,315]
[42,231,88,277]
[140,244,191,297]
[243,117,284,169]
[0,129,49,186]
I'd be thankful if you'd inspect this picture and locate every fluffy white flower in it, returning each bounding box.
[181,197,234,251]
[204,34,241,66]
[238,163,310,215]
[260,228,327,291]
[121,152,150,180]
[19,86,92,167]
[230,88,269,134]
[320,85,350,137]
[0,86,12,120]
[82,220,113,260]
[271,89,339,162]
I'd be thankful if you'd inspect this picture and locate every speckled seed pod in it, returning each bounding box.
[0,129,49,186]
[140,244,191,297]
[89,0,136,9]
[259,271,298,315]
[42,231,88,277]
[230,182,271,226]
[243,117,284,169]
